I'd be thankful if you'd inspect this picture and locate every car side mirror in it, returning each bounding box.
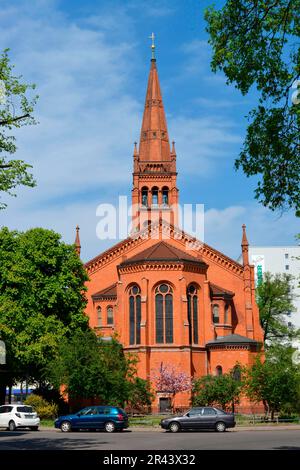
[186,413,190,417]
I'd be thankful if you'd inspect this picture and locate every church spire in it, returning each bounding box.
[75,225,81,257]
[241,224,249,266]
[138,48,171,162]
[131,46,179,230]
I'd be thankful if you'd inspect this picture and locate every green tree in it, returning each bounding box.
[256,272,298,343]
[0,49,38,209]
[205,1,300,213]
[46,330,138,407]
[0,227,89,403]
[192,370,242,412]
[245,345,300,419]
[126,377,154,414]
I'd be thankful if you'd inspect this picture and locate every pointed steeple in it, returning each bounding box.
[241,224,249,266]
[75,225,81,257]
[131,47,179,231]
[139,58,171,162]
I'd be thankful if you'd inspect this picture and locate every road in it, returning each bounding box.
[0,427,300,450]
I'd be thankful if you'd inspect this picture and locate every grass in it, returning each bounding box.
[129,416,165,427]
[40,419,55,428]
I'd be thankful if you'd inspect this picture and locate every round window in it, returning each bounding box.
[159,284,169,294]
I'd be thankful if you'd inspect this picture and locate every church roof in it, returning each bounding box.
[91,283,117,301]
[119,240,206,267]
[206,334,260,347]
[85,220,244,276]
[210,283,235,299]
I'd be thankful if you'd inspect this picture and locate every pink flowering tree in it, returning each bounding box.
[152,363,192,413]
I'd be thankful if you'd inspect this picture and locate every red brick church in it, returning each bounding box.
[80,52,264,412]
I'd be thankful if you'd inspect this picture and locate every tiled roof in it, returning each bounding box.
[210,283,235,298]
[206,334,259,347]
[119,241,206,266]
[92,284,117,301]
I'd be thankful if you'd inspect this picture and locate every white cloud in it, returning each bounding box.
[204,205,299,260]
[0,0,142,208]
[169,115,242,176]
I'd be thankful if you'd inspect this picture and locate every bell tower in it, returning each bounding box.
[132,37,179,232]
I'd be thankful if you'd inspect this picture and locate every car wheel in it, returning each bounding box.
[60,421,72,433]
[8,420,16,432]
[30,427,39,431]
[104,421,116,433]
[169,422,180,433]
[215,421,226,432]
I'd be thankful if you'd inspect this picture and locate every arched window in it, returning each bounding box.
[129,285,141,345]
[155,283,173,344]
[162,187,169,205]
[97,306,102,327]
[187,284,199,344]
[107,306,114,325]
[152,187,159,205]
[232,365,241,382]
[224,304,230,324]
[141,187,148,207]
[212,304,219,324]
[216,366,223,376]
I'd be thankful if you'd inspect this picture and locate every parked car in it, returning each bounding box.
[54,405,129,433]
[160,407,235,433]
[0,404,40,431]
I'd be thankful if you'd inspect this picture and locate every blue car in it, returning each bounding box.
[54,406,129,433]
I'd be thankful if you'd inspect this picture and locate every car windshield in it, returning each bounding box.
[17,406,33,413]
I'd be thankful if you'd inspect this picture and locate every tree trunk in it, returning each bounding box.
[263,399,269,420]
[25,378,29,399]
[20,381,23,403]
[8,385,12,404]
[0,383,6,405]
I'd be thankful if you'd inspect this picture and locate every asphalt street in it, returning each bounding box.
[0,428,300,450]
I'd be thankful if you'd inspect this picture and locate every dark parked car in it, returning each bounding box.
[160,407,235,433]
[54,406,129,433]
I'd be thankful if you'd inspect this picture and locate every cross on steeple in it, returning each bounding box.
[149,32,155,60]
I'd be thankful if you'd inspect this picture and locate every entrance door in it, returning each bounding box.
[159,398,171,413]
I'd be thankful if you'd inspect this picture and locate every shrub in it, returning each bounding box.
[24,394,58,419]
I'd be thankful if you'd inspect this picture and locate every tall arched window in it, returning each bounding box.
[216,366,223,376]
[141,187,148,207]
[162,187,169,205]
[187,284,199,344]
[97,306,102,327]
[152,187,159,205]
[212,304,219,324]
[107,306,114,325]
[232,365,241,382]
[155,283,173,344]
[129,285,141,345]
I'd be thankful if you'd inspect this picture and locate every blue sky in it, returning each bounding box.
[0,0,298,261]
